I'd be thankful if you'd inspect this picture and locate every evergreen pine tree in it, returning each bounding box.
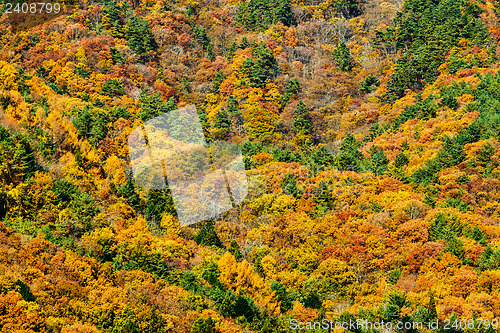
[436,136,466,168]
[101,79,125,97]
[240,44,277,88]
[102,1,125,37]
[14,279,36,302]
[336,133,364,172]
[310,146,335,167]
[73,106,93,139]
[144,189,176,223]
[427,291,438,320]
[470,225,487,245]
[237,0,293,31]
[271,0,293,26]
[125,16,157,60]
[292,100,312,135]
[395,152,409,168]
[118,177,140,210]
[271,282,293,311]
[384,292,408,322]
[232,296,257,320]
[369,145,388,175]
[228,41,238,58]
[226,95,239,115]
[228,240,242,260]
[359,74,379,93]
[302,292,322,309]
[194,221,224,248]
[192,24,214,59]
[212,70,226,92]
[281,172,299,197]
[239,37,250,49]
[139,90,177,122]
[214,109,231,131]
[379,0,490,99]
[332,41,355,71]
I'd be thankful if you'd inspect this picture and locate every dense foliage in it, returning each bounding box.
[0,0,500,332]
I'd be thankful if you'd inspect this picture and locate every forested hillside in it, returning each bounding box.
[0,0,500,332]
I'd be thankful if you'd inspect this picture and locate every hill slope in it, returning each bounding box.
[0,0,500,332]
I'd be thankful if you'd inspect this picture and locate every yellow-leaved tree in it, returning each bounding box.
[0,61,18,91]
[217,252,279,314]
[160,213,181,238]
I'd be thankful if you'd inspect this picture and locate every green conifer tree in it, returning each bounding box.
[336,133,364,172]
[369,145,388,175]
[427,291,437,320]
[101,79,125,97]
[228,41,238,58]
[228,240,242,260]
[125,16,157,60]
[395,152,409,168]
[292,100,312,135]
[212,70,226,92]
[194,221,224,248]
[332,41,355,71]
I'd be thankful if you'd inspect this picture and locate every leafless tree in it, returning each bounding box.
[291,5,309,25]
[284,46,314,65]
[331,19,353,43]
[209,25,236,57]
[309,21,337,48]
[364,0,399,29]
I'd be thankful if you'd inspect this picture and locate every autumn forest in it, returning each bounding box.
[0,0,500,332]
